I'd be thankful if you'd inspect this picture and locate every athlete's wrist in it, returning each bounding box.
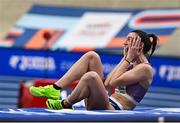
[124,58,131,64]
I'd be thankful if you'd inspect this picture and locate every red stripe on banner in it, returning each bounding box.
[1,38,15,45]
[25,29,54,49]
[47,30,64,49]
[107,35,170,48]
[135,14,180,24]
[71,47,95,52]
[107,37,126,48]
[8,31,22,36]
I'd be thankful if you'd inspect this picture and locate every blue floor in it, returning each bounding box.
[0,108,180,122]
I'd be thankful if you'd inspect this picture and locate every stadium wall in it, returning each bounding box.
[0,0,180,38]
[1,0,180,56]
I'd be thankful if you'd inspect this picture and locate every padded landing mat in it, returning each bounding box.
[0,108,180,122]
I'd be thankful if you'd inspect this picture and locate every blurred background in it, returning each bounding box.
[0,0,180,109]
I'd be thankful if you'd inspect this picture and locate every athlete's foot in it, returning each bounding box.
[29,85,60,100]
[46,99,73,110]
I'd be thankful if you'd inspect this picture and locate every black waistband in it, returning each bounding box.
[109,98,121,110]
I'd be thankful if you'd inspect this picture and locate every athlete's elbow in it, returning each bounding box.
[108,81,117,88]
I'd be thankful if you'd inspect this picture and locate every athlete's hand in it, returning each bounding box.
[123,44,128,58]
[126,36,142,62]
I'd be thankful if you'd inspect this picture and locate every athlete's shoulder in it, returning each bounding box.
[137,63,152,69]
[135,63,153,77]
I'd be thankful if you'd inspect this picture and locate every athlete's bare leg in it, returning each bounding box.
[55,51,104,89]
[64,71,110,110]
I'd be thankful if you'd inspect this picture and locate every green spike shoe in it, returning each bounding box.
[46,99,73,110]
[29,85,60,100]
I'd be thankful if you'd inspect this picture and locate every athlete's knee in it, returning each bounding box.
[85,51,100,61]
[81,71,100,83]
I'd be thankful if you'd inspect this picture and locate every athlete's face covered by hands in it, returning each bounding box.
[123,32,144,62]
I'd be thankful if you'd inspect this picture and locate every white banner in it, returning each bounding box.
[53,12,131,50]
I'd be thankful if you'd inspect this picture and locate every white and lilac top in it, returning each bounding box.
[116,63,149,105]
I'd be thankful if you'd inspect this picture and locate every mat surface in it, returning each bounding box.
[0,108,180,122]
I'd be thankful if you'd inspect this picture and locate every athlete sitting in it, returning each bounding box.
[29,30,158,110]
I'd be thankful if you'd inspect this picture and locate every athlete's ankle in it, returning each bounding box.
[61,99,72,109]
[53,84,62,90]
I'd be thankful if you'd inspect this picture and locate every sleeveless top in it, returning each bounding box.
[115,63,148,104]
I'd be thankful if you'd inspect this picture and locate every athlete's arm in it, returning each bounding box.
[108,64,153,88]
[104,57,125,85]
[104,38,129,87]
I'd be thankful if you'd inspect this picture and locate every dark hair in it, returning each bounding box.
[131,30,158,61]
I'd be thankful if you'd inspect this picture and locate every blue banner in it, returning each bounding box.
[0,47,180,88]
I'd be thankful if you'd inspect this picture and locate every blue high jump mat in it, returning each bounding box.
[0,108,180,122]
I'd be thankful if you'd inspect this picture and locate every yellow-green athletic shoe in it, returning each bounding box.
[29,85,60,100]
[46,99,73,110]
[46,99,64,110]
